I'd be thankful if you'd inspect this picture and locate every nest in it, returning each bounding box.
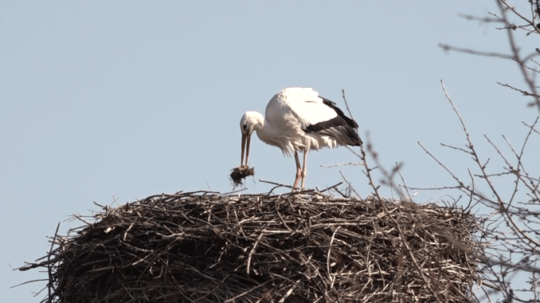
[20,191,479,303]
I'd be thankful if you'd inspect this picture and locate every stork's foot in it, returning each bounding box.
[290,184,305,193]
[290,186,302,193]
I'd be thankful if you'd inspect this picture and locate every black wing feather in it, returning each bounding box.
[304,97,362,146]
[320,97,358,128]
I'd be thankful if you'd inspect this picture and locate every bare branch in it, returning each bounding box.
[439,44,513,59]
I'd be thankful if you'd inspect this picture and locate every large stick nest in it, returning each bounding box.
[20,191,479,303]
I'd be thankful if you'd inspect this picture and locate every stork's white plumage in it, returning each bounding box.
[239,87,362,189]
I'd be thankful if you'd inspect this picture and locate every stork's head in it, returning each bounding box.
[239,111,263,166]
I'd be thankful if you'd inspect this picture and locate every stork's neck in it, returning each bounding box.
[251,112,271,144]
[251,112,264,131]
[248,110,293,156]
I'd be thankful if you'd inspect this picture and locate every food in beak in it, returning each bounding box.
[230,165,255,186]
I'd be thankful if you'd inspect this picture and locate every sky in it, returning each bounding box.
[1,1,539,302]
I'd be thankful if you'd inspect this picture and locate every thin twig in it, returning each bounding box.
[47,223,60,301]
[439,44,513,59]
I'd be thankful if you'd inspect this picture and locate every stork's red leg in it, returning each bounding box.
[292,152,302,190]
[300,150,308,189]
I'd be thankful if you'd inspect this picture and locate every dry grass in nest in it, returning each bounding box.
[19,191,479,303]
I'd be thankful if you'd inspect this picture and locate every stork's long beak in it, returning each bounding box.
[241,133,251,166]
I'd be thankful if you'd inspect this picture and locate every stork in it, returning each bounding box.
[239,87,361,190]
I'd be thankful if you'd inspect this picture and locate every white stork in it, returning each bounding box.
[239,87,362,189]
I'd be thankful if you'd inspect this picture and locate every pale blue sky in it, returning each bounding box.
[2,1,539,302]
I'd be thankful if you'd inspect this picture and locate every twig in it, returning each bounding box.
[318,182,343,194]
[47,223,60,301]
[221,188,248,196]
[495,0,540,111]
[327,227,340,289]
[395,162,413,201]
[246,233,263,274]
[458,13,502,23]
[259,179,293,196]
[497,82,540,97]
[338,171,361,199]
[439,44,513,59]
[320,162,363,168]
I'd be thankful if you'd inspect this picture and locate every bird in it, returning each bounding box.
[239,87,362,190]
